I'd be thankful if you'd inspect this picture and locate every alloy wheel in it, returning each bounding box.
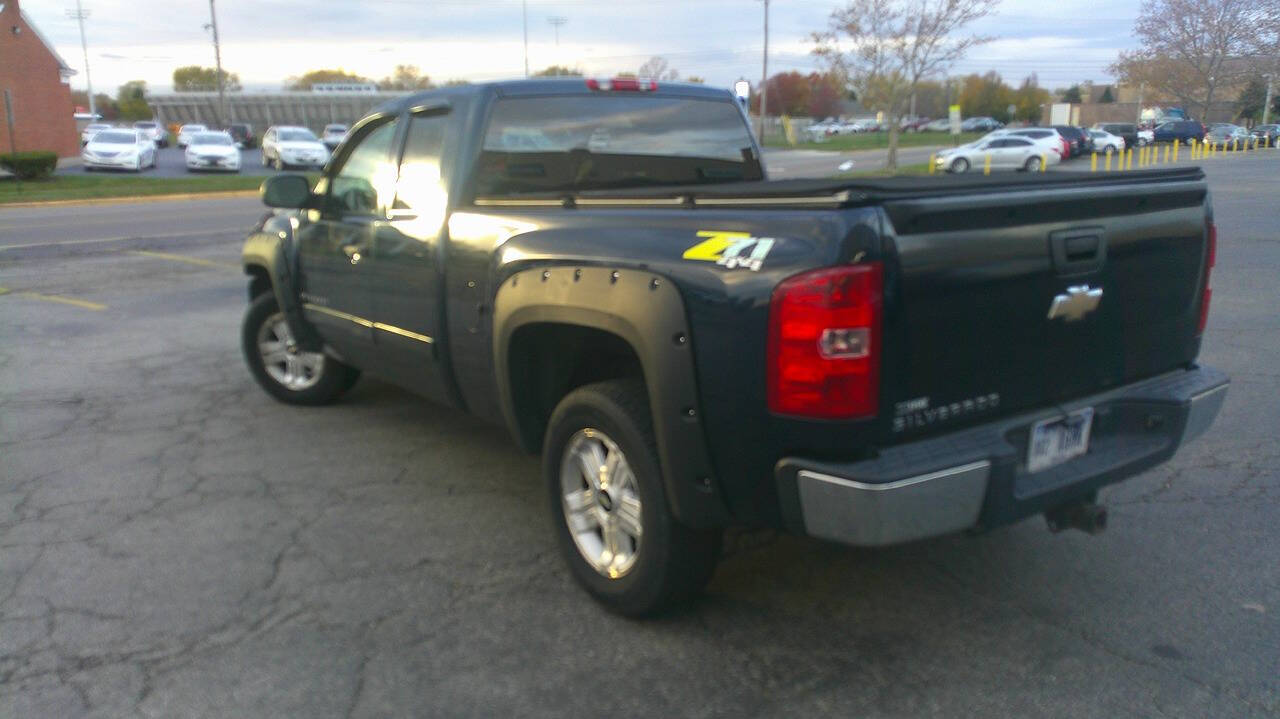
[256,312,324,391]
[559,428,644,579]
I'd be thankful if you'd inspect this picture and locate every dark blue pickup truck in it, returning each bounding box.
[240,78,1227,615]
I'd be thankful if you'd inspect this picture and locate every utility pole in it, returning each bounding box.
[204,0,226,127]
[547,16,567,47]
[1136,81,1144,125]
[522,0,529,78]
[66,1,95,119]
[758,0,769,144]
[1264,74,1274,126]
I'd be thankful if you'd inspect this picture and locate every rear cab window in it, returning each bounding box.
[472,94,763,198]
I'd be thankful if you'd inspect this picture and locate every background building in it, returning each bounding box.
[0,0,79,158]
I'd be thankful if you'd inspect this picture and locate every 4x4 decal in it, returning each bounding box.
[683,230,776,272]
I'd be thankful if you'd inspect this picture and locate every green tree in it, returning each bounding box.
[1235,77,1269,121]
[1013,73,1051,122]
[116,80,151,120]
[378,64,433,90]
[1059,84,1083,103]
[1099,86,1115,103]
[533,65,582,77]
[958,71,1016,122]
[285,69,371,91]
[172,65,241,92]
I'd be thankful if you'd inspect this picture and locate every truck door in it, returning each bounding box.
[296,115,400,369]
[363,107,459,405]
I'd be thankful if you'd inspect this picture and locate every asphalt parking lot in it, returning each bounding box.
[2,152,1277,717]
[68,146,276,178]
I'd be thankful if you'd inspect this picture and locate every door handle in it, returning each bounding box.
[341,243,367,264]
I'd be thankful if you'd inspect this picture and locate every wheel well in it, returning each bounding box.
[246,265,271,300]
[508,323,645,452]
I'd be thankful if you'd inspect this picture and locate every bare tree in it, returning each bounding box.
[812,0,999,169]
[637,56,680,82]
[1110,0,1275,120]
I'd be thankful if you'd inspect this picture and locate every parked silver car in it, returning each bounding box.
[935,136,1061,173]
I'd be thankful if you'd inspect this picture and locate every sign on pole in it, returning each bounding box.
[948,104,961,135]
[3,89,17,155]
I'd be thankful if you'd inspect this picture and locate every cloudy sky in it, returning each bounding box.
[25,0,1141,94]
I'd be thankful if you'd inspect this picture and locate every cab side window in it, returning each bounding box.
[393,112,452,215]
[329,119,399,215]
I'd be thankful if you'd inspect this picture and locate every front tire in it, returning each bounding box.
[544,379,721,617]
[241,292,360,405]
[950,157,970,173]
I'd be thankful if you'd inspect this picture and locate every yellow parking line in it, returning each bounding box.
[130,250,237,270]
[0,286,107,311]
[0,227,245,252]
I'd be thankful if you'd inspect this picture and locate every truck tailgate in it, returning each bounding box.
[881,174,1210,441]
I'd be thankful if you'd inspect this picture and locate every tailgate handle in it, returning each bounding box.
[1050,228,1106,276]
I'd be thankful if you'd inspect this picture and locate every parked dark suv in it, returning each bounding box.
[1052,125,1087,156]
[227,123,257,148]
[1095,123,1138,150]
[1152,120,1206,145]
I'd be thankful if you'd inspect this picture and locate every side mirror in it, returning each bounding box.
[261,174,312,209]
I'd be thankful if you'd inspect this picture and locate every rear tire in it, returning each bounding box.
[544,379,721,616]
[950,157,970,173]
[1023,156,1042,172]
[241,292,360,406]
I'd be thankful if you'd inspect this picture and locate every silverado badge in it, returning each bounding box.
[1047,285,1103,322]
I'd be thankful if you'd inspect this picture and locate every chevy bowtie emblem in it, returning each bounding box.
[1047,285,1103,322]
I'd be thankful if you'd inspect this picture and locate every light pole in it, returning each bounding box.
[547,16,567,47]
[203,0,226,126]
[522,0,529,78]
[758,0,769,144]
[1264,74,1274,126]
[65,1,95,119]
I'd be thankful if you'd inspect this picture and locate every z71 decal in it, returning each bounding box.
[683,230,776,272]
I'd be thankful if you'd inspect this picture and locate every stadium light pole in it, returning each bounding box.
[522,0,529,78]
[65,1,96,119]
[1264,74,1274,126]
[204,0,226,126]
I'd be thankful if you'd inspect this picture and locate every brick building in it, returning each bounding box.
[0,0,79,158]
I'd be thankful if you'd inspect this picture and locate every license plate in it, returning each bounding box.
[1027,408,1094,473]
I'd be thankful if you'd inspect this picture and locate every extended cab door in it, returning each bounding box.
[296,115,400,368]
[362,106,460,405]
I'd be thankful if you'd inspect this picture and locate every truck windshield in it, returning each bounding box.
[473,95,762,197]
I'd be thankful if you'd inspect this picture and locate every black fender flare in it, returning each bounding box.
[492,265,732,529]
[241,215,323,351]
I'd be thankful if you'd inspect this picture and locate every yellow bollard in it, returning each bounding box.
[1091,152,1098,172]
[1041,153,1048,173]
[1105,151,1112,172]
[928,153,936,174]
[1126,148,1133,170]
[983,153,991,175]
[1163,144,1169,163]
[1190,139,1196,159]
[1138,146,1144,167]
[1174,139,1180,162]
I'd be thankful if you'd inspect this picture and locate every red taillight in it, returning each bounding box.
[767,263,883,419]
[585,77,657,92]
[1197,221,1216,334]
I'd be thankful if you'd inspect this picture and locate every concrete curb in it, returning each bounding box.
[0,190,259,209]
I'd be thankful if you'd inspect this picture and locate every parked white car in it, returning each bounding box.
[79,123,112,145]
[1087,129,1125,154]
[133,120,168,147]
[1137,128,1154,146]
[176,124,208,148]
[260,126,330,170]
[81,129,157,172]
[184,132,242,173]
[935,136,1061,173]
[321,124,349,150]
[984,127,1068,159]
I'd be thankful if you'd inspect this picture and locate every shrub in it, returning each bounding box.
[0,151,59,180]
